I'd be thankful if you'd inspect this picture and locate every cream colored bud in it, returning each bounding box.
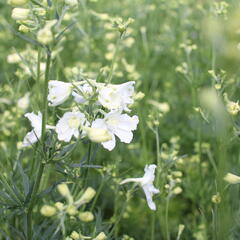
[33,8,46,16]
[65,0,78,6]
[70,231,80,240]
[12,8,30,20]
[224,173,240,184]
[173,187,183,195]
[37,27,53,45]
[40,205,56,217]
[57,183,71,197]
[67,205,78,216]
[17,93,30,110]
[85,127,112,143]
[7,53,21,64]
[54,201,65,211]
[75,187,96,205]
[9,0,28,6]
[18,24,30,33]
[211,193,221,204]
[172,171,183,177]
[79,211,94,222]
[94,232,107,240]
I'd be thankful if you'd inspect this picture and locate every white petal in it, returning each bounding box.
[24,112,42,130]
[101,134,116,151]
[23,129,40,147]
[142,185,157,211]
[120,177,143,185]
[113,128,133,143]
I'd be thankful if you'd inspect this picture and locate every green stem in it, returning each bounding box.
[84,142,92,188]
[165,196,170,240]
[26,49,51,240]
[107,35,122,83]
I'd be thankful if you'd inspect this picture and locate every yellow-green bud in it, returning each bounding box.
[54,201,65,211]
[173,187,183,195]
[224,173,240,184]
[70,231,80,240]
[67,205,78,216]
[79,211,94,222]
[65,0,78,6]
[12,8,30,20]
[85,127,112,143]
[40,205,56,217]
[76,187,96,205]
[33,8,46,16]
[18,24,30,33]
[8,0,28,6]
[94,232,107,240]
[37,27,53,45]
[57,183,73,203]
[211,193,221,204]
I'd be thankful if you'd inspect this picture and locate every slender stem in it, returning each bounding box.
[151,127,160,240]
[165,196,170,240]
[107,35,122,83]
[26,49,51,240]
[84,142,92,188]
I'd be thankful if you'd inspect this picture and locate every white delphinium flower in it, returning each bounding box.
[120,164,160,210]
[23,112,42,147]
[56,111,88,142]
[91,110,139,151]
[48,80,73,106]
[97,81,135,111]
[72,83,93,104]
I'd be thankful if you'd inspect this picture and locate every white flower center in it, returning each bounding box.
[68,116,81,129]
[106,117,119,126]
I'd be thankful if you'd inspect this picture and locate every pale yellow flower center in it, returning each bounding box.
[68,116,81,129]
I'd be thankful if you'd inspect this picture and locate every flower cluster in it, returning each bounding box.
[23,79,139,151]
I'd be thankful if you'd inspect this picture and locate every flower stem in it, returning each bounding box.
[107,35,122,84]
[165,196,170,240]
[26,49,51,240]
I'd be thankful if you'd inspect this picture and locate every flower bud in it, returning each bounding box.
[75,187,96,205]
[224,173,240,184]
[79,211,94,222]
[12,8,30,20]
[173,187,183,195]
[66,205,78,216]
[94,232,107,240]
[18,24,30,33]
[85,127,112,143]
[8,0,28,6]
[54,201,65,211]
[57,183,73,203]
[211,193,221,204]
[65,0,78,6]
[70,231,80,240]
[37,27,53,45]
[40,205,56,217]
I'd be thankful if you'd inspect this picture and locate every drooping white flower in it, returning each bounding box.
[23,112,42,147]
[120,164,160,211]
[56,111,88,142]
[97,81,135,111]
[72,83,93,104]
[48,80,73,106]
[91,110,139,151]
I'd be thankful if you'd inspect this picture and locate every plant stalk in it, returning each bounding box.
[26,49,51,240]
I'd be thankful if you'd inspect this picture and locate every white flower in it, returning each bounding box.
[120,164,160,210]
[23,112,42,147]
[17,92,30,111]
[72,83,93,104]
[56,111,88,142]
[97,81,135,111]
[48,80,73,106]
[11,8,30,20]
[91,110,139,151]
